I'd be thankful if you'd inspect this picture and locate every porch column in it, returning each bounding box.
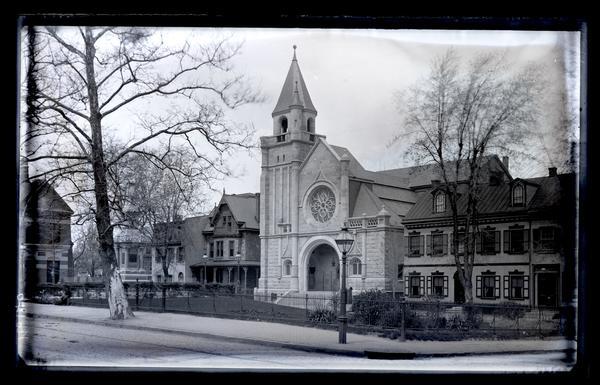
[227,267,233,283]
[212,267,217,283]
[243,267,248,289]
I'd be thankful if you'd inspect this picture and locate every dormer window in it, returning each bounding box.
[280,116,288,134]
[434,191,446,213]
[512,183,524,206]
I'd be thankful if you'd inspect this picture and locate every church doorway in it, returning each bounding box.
[307,244,339,291]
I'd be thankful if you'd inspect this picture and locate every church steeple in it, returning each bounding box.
[272,46,317,116]
[272,46,318,137]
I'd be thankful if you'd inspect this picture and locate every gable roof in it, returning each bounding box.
[272,50,316,115]
[218,193,260,230]
[21,179,74,217]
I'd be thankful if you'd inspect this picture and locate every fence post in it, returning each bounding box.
[135,279,139,310]
[187,288,191,311]
[305,293,309,320]
[212,291,216,313]
[162,284,166,312]
[400,298,406,341]
[538,307,542,338]
[240,292,243,312]
[83,287,86,305]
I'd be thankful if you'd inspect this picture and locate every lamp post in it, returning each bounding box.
[202,253,208,285]
[335,225,354,344]
[236,252,241,294]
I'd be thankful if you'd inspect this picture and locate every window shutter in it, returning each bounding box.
[523,229,530,252]
[494,231,501,253]
[504,230,510,253]
[419,276,425,296]
[503,276,509,298]
[523,275,529,299]
[405,237,409,256]
[443,276,449,297]
[420,236,425,256]
[494,275,500,298]
[476,276,482,298]
[532,229,540,251]
[443,234,448,255]
[404,278,409,295]
[475,233,482,253]
[426,276,432,295]
[426,235,432,256]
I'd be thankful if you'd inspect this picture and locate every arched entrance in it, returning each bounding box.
[307,244,339,291]
[454,271,465,304]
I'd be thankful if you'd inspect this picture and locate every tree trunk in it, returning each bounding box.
[84,28,132,319]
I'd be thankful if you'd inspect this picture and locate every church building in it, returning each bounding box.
[255,47,415,300]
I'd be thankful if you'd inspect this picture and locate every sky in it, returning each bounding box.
[194,28,580,207]
[22,27,581,216]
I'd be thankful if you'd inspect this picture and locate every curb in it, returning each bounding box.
[24,312,569,359]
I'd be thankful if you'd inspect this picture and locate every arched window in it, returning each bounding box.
[280,116,288,133]
[350,258,362,276]
[512,184,524,206]
[307,118,314,132]
[434,192,445,213]
[283,260,292,276]
[178,272,184,282]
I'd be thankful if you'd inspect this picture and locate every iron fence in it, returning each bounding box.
[31,283,571,341]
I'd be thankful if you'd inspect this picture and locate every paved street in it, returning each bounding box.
[18,315,572,372]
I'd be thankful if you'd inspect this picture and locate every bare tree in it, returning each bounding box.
[21,26,261,319]
[395,49,544,303]
[72,222,102,280]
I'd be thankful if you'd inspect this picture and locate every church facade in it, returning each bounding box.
[255,48,414,300]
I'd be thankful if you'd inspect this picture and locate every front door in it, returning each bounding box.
[538,273,558,307]
[453,271,465,304]
[307,244,339,291]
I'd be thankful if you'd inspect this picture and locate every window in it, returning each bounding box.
[476,273,500,299]
[216,241,224,258]
[407,234,424,257]
[209,243,214,258]
[309,186,336,223]
[178,272,184,282]
[512,184,524,206]
[451,232,465,255]
[167,247,175,262]
[229,241,235,258]
[503,273,529,300]
[283,260,292,276]
[177,247,184,263]
[434,192,446,213]
[504,227,529,254]
[128,250,138,264]
[227,216,232,230]
[46,260,60,283]
[307,118,313,132]
[282,154,285,162]
[407,274,424,297]
[533,227,558,252]
[281,117,288,133]
[222,216,227,226]
[432,275,444,297]
[477,229,500,254]
[350,258,362,275]
[427,232,448,256]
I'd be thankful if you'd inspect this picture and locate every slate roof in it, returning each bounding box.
[272,50,316,115]
[22,179,74,217]
[403,173,574,223]
[220,193,260,230]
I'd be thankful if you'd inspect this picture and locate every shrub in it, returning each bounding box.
[308,308,337,324]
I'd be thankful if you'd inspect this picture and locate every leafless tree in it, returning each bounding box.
[395,49,544,303]
[72,222,102,280]
[21,26,261,319]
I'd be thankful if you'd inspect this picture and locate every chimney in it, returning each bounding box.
[548,167,557,177]
[502,156,509,171]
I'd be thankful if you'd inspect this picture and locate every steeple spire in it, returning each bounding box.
[272,45,316,116]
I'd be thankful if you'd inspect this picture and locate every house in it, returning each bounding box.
[401,165,576,307]
[20,164,74,290]
[198,193,261,292]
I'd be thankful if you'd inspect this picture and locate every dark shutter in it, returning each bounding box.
[475,233,482,253]
[443,234,448,255]
[504,276,510,298]
[426,235,432,256]
[419,235,425,256]
[523,229,530,252]
[532,228,540,251]
[404,237,409,256]
[476,276,482,298]
[523,275,530,299]
[426,276,432,296]
[494,231,501,253]
[419,276,425,296]
[443,276,449,297]
[504,230,510,253]
[494,275,500,298]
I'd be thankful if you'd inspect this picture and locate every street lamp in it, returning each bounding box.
[335,225,354,344]
[202,253,208,286]
[235,252,241,294]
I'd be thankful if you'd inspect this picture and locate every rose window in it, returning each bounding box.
[309,186,336,223]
